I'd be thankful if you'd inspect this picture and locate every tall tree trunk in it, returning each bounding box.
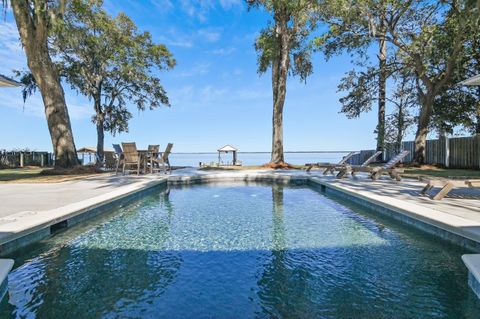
[395,104,404,154]
[414,95,434,164]
[270,11,290,165]
[96,120,105,167]
[94,95,105,166]
[476,87,480,134]
[11,0,78,168]
[376,25,387,154]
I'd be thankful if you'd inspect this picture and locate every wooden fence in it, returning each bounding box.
[0,151,53,168]
[349,135,480,169]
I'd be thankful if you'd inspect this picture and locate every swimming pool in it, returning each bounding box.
[1,183,479,318]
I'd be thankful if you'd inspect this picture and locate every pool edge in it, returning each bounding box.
[0,178,168,256]
[1,172,479,300]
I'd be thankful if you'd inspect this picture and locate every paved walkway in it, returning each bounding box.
[0,174,163,218]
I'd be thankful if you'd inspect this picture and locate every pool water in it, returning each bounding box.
[1,183,479,318]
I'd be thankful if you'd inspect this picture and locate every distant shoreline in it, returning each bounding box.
[172,151,353,154]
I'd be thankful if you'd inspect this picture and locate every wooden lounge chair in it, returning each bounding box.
[421,179,480,200]
[112,144,124,174]
[336,151,382,179]
[152,143,173,174]
[121,142,142,175]
[350,150,409,181]
[306,151,360,174]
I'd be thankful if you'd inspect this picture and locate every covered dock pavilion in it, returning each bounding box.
[217,144,240,166]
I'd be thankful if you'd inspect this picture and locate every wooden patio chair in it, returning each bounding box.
[336,151,382,179]
[121,142,142,175]
[146,144,160,174]
[103,152,117,171]
[350,150,409,181]
[152,143,173,174]
[305,151,360,174]
[112,144,124,174]
[421,179,480,200]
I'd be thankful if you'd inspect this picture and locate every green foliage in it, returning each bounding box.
[54,0,175,135]
[13,70,37,104]
[384,75,416,152]
[337,67,377,118]
[249,0,318,82]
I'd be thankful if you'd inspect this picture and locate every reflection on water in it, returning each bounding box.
[170,152,349,167]
[1,183,479,318]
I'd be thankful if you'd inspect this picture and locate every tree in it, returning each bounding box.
[247,0,318,166]
[316,0,406,154]
[55,0,175,163]
[457,5,480,134]
[384,74,416,153]
[16,0,176,164]
[6,0,79,168]
[386,0,468,164]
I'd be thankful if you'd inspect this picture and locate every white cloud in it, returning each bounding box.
[0,21,91,121]
[165,38,194,48]
[0,86,91,121]
[233,68,243,76]
[156,27,222,48]
[168,83,271,110]
[176,62,211,77]
[209,47,236,55]
[178,0,242,21]
[197,29,221,43]
[150,0,174,11]
[156,28,194,48]
[219,0,242,9]
[0,21,26,74]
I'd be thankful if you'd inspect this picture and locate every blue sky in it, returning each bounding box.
[0,0,392,153]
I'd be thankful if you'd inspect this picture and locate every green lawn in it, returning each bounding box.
[403,167,480,179]
[0,167,106,183]
[0,168,44,182]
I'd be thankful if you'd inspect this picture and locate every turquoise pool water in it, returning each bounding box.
[1,183,479,318]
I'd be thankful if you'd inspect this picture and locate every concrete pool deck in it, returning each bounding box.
[0,174,168,253]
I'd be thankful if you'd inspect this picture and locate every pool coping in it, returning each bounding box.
[462,255,480,299]
[0,259,13,302]
[0,177,168,256]
[1,171,480,300]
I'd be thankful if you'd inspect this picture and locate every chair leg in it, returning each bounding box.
[122,163,126,175]
[421,183,433,195]
[371,171,380,180]
[322,167,329,175]
[432,182,454,200]
[336,169,347,179]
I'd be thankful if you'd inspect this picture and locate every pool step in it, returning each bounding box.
[0,259,14,302]
[462,254,480,299]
